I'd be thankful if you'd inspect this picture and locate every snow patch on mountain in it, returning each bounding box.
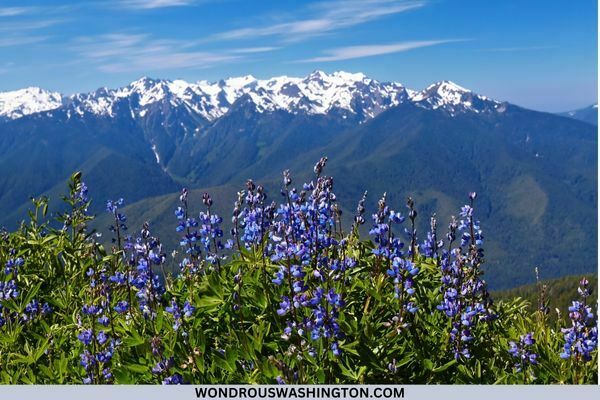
[151,144,160,164]
[0,87,62,119]
[0,71,504,122]
[410,80,502,115]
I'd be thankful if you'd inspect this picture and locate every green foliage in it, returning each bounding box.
[495,274,598,322]
[0,174,597,384]
[1,105,597,292]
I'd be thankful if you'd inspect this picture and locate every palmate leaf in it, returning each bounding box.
[113,367,135,384]
[38,364,54,381]
[338,361,367,382]
[213,351,235,373]
[56,354,69,384]
[0,323,23,345]
[339,340,360,356]
[121,324,146,348]
[22,282,43,311]
[8,353,33,365]
[196,296,224,310]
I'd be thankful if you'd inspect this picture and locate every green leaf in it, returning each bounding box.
[432,359,457,373]
[315,368,326,384]
[196,296,224,310]
[423,359,434,371]
[113,368,134,384]
[125,364,149,374]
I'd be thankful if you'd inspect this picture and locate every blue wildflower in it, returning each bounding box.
[77,330,94,346]
[560,278,598,362]
[508,332,538,376]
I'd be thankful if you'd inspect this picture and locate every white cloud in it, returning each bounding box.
[0,7,34,17]
[0,36,48,47]
[73,33,150,59]
[230,46,280,54]
[0,19,65,32]
[99,52,240,72]
[119,0,194,9]
[72,33,272,73]
[296,40,461,62]
[210,0,425,43]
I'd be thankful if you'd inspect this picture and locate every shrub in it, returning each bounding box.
[0,162,597,384]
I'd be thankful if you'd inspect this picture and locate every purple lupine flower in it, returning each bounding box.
[21,299,51,322]
[277,296,291,316]
[107,198,128,243]
[163,374,184,385]
[82,304,100,316]
[4,257,24,276]
[24,299,40,315]
[75,181,89,204]
[114,301,129,314]
[41,302,52,315]
[0,279,19,300]
[560,278,598,362]
[197,201,226,267]
[508,332,538,376]
[96,331,108,346]
[166,299,185,330]
[77,330,94,346]
[236,182,274,251]
[266,161,350,357]
[174,189,205,275]
[370,193,420,329]
[102,368,113,381]
[183,301,195,318]
[127,223,166,320]
[421,215,443,260]
[437,194,494,361]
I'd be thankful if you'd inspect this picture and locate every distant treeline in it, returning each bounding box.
[494,274,598,319]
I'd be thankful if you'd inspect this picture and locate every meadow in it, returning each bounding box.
[0,159,597,384]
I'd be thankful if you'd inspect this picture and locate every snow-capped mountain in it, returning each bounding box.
[0,87,62,120]
[0,71,595,292]
[0,71,504,122]
[411,80,505,114]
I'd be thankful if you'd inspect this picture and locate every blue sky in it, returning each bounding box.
[0,0,597,112]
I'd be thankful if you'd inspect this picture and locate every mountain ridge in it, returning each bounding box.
[0,71,596,290]
[0,70,504,123]
[558,103,598,125]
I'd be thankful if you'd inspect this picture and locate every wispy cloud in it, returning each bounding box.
[210,0,425,43]
[0,19,65,32]
[99,52,240,73]
[72,33,270,73]
[0,7,35,17]
[0,36,48,48]
[296,40,462,62]
[479,46,555,52]
[230,46,280,54]
[118,0,194,9]
[0,62,15,74]
[73,33,150,59]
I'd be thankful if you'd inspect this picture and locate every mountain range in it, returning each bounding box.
[0,71,596,289]
[558,104,598,125]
